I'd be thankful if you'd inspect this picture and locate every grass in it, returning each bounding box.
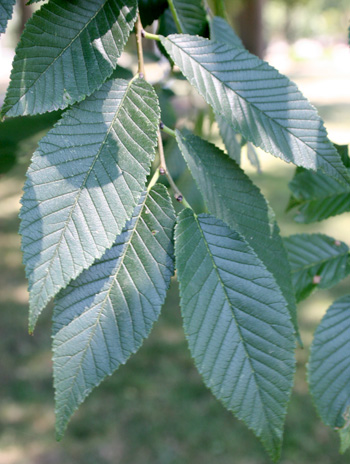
[0,75,350,464]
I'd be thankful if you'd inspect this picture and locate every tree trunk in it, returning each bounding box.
[17,0,32,37]
[236,0,265,58]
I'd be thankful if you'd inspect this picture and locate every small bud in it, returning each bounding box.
[313,275,322,285]
[334,240,342,246]
[175,194,183,202]
[159,121,165,130]
[159,167,166,175]
[141,30,146,38]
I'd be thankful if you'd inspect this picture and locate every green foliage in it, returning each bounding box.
[1,1,350,461]
[2,0,138,116]
[20,77,160,331]
[287,145,350,223]
[176,130,298,335]
[175,210,295,460]
[0,0,16,34]
[284,234,350,302]
[160,34,350,184]
[53,185,175,439]
[170,0,208,35]
[308,295,350,453]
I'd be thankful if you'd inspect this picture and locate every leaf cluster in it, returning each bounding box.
[1,0,350,460]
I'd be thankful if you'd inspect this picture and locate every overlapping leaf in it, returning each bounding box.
[138,0,168,27]
[210,17,243,165]
[176,131,299,335]
[308,295,350,453]
[210,16,244,49]
[284,234,350,302]
[171,0,207,35]
[0,0,16,34]
[216,114,241,164]
[20,77,160,331]
[53,185,175,438]
[287,165,350,223]
[175,210,296,460]
[161,34,350,184]
[2,0,137,117]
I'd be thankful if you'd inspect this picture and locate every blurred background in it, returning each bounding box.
[0,1,349,463]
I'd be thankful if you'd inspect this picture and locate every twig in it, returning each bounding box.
[135,14,145,77]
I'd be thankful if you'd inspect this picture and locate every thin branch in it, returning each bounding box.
[142,31,161,42]
[157,128,190,206]
[160,122,176,138]
[135,13,145,77]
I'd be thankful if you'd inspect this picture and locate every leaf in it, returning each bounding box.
[161,34,350,184]
[0,0,16,34]
[176,130,299,336]
[53,185,175,439]
[20,77,160,332]
[1,0,137,117]
[308,295,350,452]
[247,142,262,173]
[210,16,244,49]
[175,210,296,460]
[210,18,243,165]
[138,0,168,27]
[171,0,208,36]
[284,234,350,302]
[287,167,350,223]
[216,113,241,164]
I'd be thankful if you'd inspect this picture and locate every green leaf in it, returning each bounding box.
[308,295,350,452]
[170,0,208,36]
[210,18,243,165]
[138,0,168,27]
[161,34,350,184]
[210,16,244,49]
[2,0,137,117]
[0,110,62,173]
[175,210,296,460]
[287,167,350,223]
[284,234,350,302]
[176,130,299,336]
[247,142,262,173]
[216,114,241,164]
[0,0,16,34]
[335,143,350,168]
[53,185,175,439]
[20,78,160,332]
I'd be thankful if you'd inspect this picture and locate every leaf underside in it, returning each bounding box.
[284,234,350,302]
[53,185,175,439]
[287,167,350,223]
[162,34,350,184]
[308,295,350,452]
[20,77,160,331]
[2,0,137,116]
[176,130,299,336]
[175,210,296,461]
[0,0,16,34]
